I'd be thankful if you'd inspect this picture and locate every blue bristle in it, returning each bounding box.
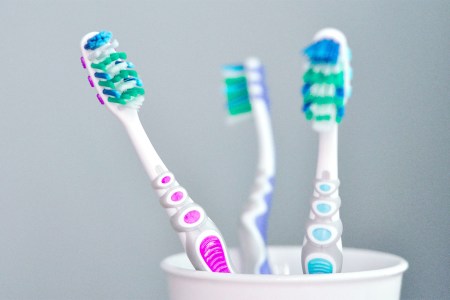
[223,64,245,72]
[103,89,121,98]
[84,31,112,50]
[302,83,311,96]
[226,83,247,93]
[304,39,340,65]
[336,87,344,98]
[127,61,135,68]
[302,102,312,112]
[124,77,143,87]
[94,72,111,80]
[337,106,345,118]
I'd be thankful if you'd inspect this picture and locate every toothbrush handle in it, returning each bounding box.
[301,179,343,274]
[239,173,274,274]
[121,115,234,273]
[153,171,235,273]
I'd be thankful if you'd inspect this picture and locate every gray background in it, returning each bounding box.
[0,0,449,299]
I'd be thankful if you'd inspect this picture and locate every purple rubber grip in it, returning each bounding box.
[199,235,231,273]
[80,57,86,69]
[96,94,105,105]
[88,76,94,87]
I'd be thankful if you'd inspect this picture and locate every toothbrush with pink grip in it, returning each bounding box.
[80,31,234,273]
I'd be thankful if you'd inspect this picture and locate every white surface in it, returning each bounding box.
[161,246,408,300]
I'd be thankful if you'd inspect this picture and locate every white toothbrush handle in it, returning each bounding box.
[121,112,234,273]
[153,171,235,273]
[239,99,275,274]
[302,125,343,274]
[301,178,343,274]
[239,170,274,274]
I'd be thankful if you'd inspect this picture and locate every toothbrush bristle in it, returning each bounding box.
[304,39,340,64]
[302,34,352,129]
[84,31,112,50]
[222,64,252,116]
[82,31,145,109]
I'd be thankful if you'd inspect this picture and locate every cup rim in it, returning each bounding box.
[160,246,409,283]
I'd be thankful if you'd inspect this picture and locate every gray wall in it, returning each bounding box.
[0,0,448,299]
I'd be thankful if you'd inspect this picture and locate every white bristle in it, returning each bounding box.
[116,80,137,92]
[107,61,128,76]
[88,39,119,61]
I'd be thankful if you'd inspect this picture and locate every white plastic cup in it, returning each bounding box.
[161,246,408,300]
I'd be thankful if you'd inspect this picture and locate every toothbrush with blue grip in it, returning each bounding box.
[300,28,352,274]
[80,31,235,273]
[222,58,275,274]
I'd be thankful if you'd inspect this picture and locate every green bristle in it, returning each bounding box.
[110,52,127,61]
[121,69,137,77]
[108,97,126,105]
[120,93,131,101]
[304,95,344,106]
[110,70,139,83]
[316,115,331,121]
[91,52,128,72]
[225,76,246,85]
[223,71,251,116]
[107,87,145,105]
[229,102,252,115]
[91,62,106,71]
[303,69,344,86]
[226,89,249,101]
[122,87,145,98]
[111,75,123,83]
[98,80,115,89]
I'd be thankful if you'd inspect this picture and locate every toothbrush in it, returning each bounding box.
[300,28,352,274]
[80,31,234,273]
[222,58,275,274]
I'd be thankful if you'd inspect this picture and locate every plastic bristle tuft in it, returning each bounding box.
[301,36,351,126]
[83,31,145,107]
[84,31,112,50]
[222,64,251,116]
[304,39,340,65]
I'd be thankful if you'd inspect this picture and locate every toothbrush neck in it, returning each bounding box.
[118,110,168,183]
[252,100,275,176]
[316,124,338,179]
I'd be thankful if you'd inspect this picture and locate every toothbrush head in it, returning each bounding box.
[302,28,352,132]
[80,31,145,110]
[222,58,268,117]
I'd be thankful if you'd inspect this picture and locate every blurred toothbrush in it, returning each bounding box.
[80,31,234,273]
[222,58,275,274]
[300,28,352,274]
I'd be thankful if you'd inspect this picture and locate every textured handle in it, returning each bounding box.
[239,174,274,274]
[301,178,343,274]
[153,171,234,273]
